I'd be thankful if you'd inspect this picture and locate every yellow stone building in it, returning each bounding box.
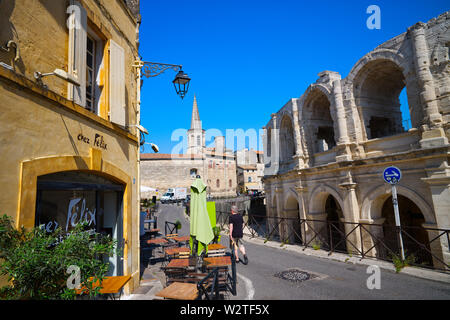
[0,0,142,293]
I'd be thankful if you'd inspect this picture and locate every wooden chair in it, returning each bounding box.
[156,268,221,300]
[207,243,226,257]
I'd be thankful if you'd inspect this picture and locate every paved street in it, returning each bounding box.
[134,204,450,300]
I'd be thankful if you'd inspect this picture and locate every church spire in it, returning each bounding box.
[190,95,202,130]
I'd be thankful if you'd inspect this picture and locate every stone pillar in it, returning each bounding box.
[291,99,306,169]
[332,80,350,144]
[295,182,308,244]
[333,79,352,162]
[339,172,362,255]
[421,160,450,269]
[359,218,386,259]
[264,114,280,176]
[409,22,448,147]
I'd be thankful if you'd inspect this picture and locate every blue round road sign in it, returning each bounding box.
[383,166,402,185]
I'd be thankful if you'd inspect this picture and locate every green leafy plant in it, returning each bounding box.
[312,241,321,250]
[0,214,116,300]
[391,253,416,273]
[174,220,182,230]
[212,226,222,244]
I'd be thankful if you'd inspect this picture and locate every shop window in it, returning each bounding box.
[36,171,124,276]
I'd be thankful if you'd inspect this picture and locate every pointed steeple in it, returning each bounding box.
[190,95,202,130]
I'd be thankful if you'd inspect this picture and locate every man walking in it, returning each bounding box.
[229,205,248,265]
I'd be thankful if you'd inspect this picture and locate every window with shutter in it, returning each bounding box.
[67,1,106,115]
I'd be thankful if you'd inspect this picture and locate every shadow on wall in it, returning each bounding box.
[0,0,25,73]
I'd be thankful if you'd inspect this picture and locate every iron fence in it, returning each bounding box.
[216,211,450,272]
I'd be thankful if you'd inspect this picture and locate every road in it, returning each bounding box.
[156,204,450,300]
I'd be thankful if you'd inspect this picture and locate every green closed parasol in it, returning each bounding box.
[189,177,214,255]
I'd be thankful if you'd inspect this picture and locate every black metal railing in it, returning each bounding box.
[216,211,450,272]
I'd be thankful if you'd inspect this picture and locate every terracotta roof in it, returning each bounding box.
[140,153,203,160]
[237,164,257,170]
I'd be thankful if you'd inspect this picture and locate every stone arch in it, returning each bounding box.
[281,194,302,244]
[308,184,344,216]
[279,114,296,165]
[361,184,435,224]
[302,86,337,156]
[348,49,420,140]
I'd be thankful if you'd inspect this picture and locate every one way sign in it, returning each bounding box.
[383,166,402,185]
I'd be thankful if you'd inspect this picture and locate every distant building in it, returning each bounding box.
[235,149,264,194]
[140,96,237,198]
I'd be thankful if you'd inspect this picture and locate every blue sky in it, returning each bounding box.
[138,0,449,154]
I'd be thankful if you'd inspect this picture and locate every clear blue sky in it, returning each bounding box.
[138,0,449,154]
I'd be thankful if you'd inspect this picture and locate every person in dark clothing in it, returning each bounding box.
[229,205,248,264]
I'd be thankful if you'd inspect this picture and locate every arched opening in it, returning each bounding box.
[190,168,198,178]
[283,196,302,245]
[303,89,336,154]
[325,195,347,252]
[381,195,432,266]
[279,116,296,165]
[354,59,411,140]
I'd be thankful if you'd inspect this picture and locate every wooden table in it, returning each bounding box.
[203,256,232,269]
[173,235,190,245]
[156,282,198,300]
[165,247,190,256]
[147,238,168,245]
[166,258,190,268]
[76,275,131,299]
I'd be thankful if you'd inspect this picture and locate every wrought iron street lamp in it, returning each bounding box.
[135,61,191,99]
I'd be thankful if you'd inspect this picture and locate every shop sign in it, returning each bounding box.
[77,132,108,150]
[40,197,96,233]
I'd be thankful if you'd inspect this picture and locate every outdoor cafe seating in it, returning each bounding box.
[157,251,236,300]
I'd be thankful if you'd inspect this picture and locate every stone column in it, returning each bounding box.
[333,79,352,162]
[264,114,280,176]
[421,160,450,269]
[409,22,448,147]
[295,182,308,244]
[291,99,306,169]
[332,80,350,144]
[339,172,362,255]
[358,218,386,259]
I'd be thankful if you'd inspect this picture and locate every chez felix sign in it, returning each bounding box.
[77,132,108,150]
